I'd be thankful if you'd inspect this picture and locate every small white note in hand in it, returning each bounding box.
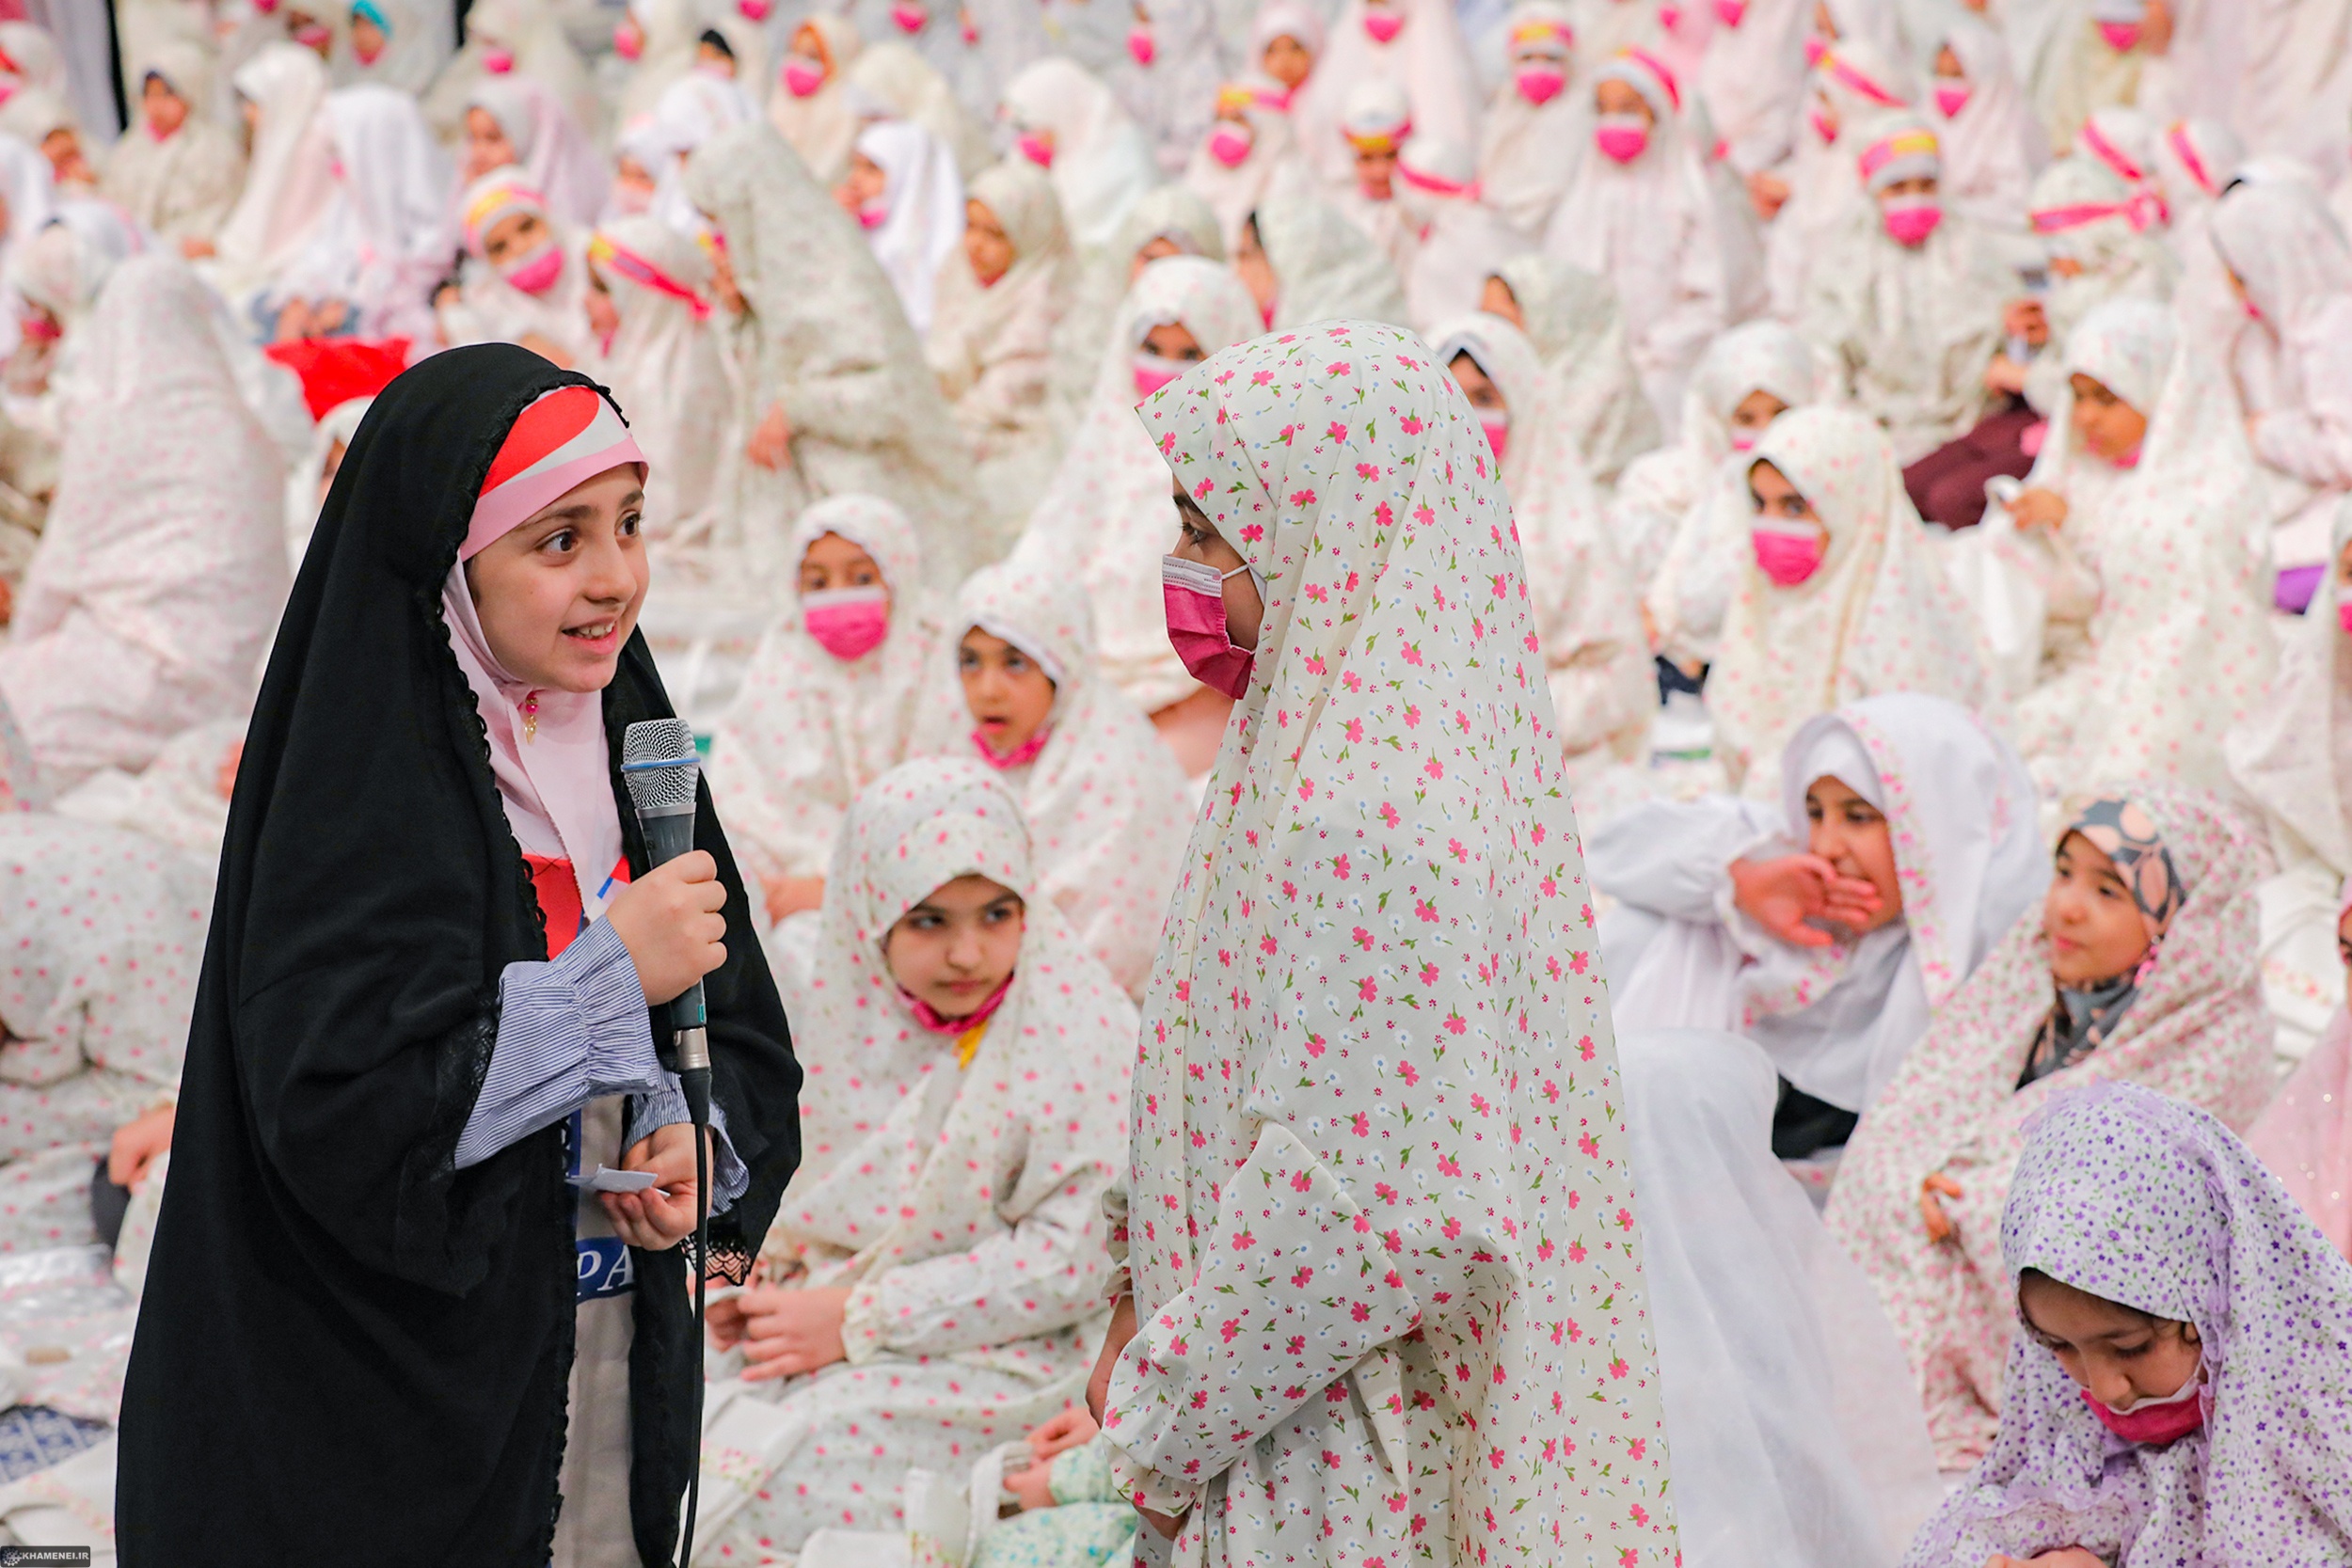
[567,1166,660,1193]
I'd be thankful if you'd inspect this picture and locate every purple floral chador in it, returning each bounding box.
[1905,1081,2352,1566]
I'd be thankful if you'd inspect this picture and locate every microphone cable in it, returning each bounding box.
[678,1061,711,1567]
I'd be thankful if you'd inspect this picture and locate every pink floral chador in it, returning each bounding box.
[1102,322,1677,1566]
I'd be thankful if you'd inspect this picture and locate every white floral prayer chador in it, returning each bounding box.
[705,760,1133,1560]
[1104,322,1677,1565]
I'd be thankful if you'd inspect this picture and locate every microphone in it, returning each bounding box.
[620,718,711,1118]
[619,716,714,1565]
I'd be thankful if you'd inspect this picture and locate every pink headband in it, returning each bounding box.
[2031,194,2163,234]
[463,386,648,560]
[587,232,711,319]
[2165,121,2216,198]
[1820,51,1902,107]
[1397,159,1476,198]
[2079,119,2143,183]
[1617,45,1679,109]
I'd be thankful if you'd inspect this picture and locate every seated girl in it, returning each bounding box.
[1704,406,1994,800]
[707,496,945,927]
[923,161,1073,538]
[1434,311,1653,780]
[1828,789,2277,1465]
[460,76,607,227]
[1044,183,1227,436]
[1905,1081,2352,1564]
[923,562,1188,997]
[1620,318,1820,646]
[437,170,593,365]
[2230,507,2352,1057]
[580,214,729,550]
[766,17,863,186]
[0,259,287,789]
[1015,255,1263,762]
[100,42,246,251]
[2212,179,2352,603]
[1482,252,1657,494]
[0,809,211,1254]
[1904,154,2174,531]
[2247,878,2352,1257]
[834,119,963,339]
[1541,47,1735,435]
[1183,76,1297,255]
[1232,186,1409,333]
[1592,693,2045,1161]
[1987,298,2272,798]
[1797,115,2007,466]
[1474,2,1579,240]
[702,759,1132,1556]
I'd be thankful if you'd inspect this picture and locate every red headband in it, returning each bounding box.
[465,387,648,560]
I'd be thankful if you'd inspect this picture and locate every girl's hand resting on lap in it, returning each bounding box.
[719,1283,852,1380]
[1729,854,1883,947]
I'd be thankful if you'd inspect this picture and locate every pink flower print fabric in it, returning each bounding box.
[1107,321,1677,1564]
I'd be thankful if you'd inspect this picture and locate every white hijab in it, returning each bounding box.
[1738,695,2047,1112]
[212,41,334,291]
[851,119,964,337]
[1014,254,1264,714]
[768,15,864,186]
[1002,57,1162,254]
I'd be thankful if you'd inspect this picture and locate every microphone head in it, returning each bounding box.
[621,718,699,813]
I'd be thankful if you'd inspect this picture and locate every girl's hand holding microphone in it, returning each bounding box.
[606,850,728,1004]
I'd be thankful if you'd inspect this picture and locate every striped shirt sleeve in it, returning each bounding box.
[453,918,665,1169]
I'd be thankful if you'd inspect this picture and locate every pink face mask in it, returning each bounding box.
[1809,104,1836,144]
[613,19,644,58]
[1881,196,1943,246]
[294,21,334,50]
[355,33,386,63]
[738,0,770,18]
[961,12,978,40]
[1933,81,1969,117]
[500,241,564,294]
[255,0,279,13]
[483,44,515,71]
[891,1,926,30]
[2337,599,2352,637]
[1017,131,1054,166]
[1714,0,1743,24]
[803,585,890,660]
[1595,114,1648,163]
[783,55,825,95]
[1479,413,1509,462]
[1514,65,1566,104]
[1803,33,1826,65]
[1162,553,1256,698]
[1363,8,1404,43]
[857,199,888,230]
[2097,20,2140,51]
[972,724,1052,769]
[1751,522,1825,586]
[1207,122,1252,166]
[2081,1370,2203,1448]
[1658,2,1681,28]
[1730,430,1758,452]
[1127,24,1155,63]
[1134,351,1186,401]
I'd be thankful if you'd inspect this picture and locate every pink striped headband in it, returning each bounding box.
[1613,44,1680,109]
[1820,50,1902,107]
[1398,159,1476,198]
[2030,192,2163,234]
[2165,121,2216,197]
[465,387,647,560]
[588,232,711,319]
